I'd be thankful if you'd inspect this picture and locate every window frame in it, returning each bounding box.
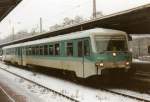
[44,44,48,56]
[54,43,60,56]
[48,44,54,56]
[66,42,73,56]
[77,38,91,57]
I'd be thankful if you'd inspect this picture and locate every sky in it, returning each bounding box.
[0,0,150,39]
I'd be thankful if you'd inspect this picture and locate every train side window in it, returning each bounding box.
[10,49,12,55]
[34,47,36,55]
[27,47,30,56]
[40,46,43,55]
[54,43,60,56]
[148,46,150,54]
[49,45,54,55]
[15,48,17,55]
[18,48,20,56]
[78,41,83,57]
[26,47,28,55]
[31,47,33,55]
[29,47,32,55]
[67,42,73,56]
[32,47,35,55]
[35,46,39,55]
[44,45,48,55]
[84,40,90,56]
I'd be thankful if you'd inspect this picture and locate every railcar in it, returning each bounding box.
[2,28,132,78]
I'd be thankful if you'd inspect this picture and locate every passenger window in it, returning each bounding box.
[29,47,32,55]
[26,47,28,55]
[40,46,43,55]
[35,46,39,55]
[148,46,150,54]
[67,42,73,56]
[78,41,83,57]
[84,40,90,56]
[44,45,48,55]
[55,43,60,56]
[15,48,17,55]
[49,45,54,55]
[32,47,36,55]
[18,48,20,55]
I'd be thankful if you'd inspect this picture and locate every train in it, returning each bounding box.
[2,28,132,78]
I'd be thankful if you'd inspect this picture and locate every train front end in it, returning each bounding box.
[92,33,132,75]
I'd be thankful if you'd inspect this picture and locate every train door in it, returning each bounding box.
[19,47,23,65]
[22,47,26,66]
[77,40,84,77]
[77,38,90,78]
[83,39,92,78]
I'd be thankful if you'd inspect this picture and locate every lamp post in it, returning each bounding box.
[93,0,97,18]
[40,17,43,33]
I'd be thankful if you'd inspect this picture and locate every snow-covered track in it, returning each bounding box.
[0,67,79,102]
[0,86,15,102]
[102,88,150,102]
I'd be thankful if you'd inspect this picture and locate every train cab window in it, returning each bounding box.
[67,42,73,56]
[40,46,43,55]
[84,40,90,56]
[44,45,48,55]
[78,41,83,57]
[54,43,60,56]
[49,45,54,55]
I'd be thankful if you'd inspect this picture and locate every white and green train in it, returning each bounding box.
[2,28,132,78]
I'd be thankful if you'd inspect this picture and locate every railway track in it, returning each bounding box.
[0,67,79,102]
[1,63,150,102]
[102,88,150,102]
[0,86,15,102]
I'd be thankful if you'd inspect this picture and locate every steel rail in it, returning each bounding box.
[102,88,150,102]
[0,86,15,102]
[0,67,79,102]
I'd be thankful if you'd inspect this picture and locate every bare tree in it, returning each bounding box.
[62,17,74,26]
[73,16,84,24]
[49,16,85,31]
[30,26,39,35]
[49,24,62,31]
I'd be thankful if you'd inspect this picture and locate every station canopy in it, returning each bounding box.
[0,3,150,47]
[0,0,22,22]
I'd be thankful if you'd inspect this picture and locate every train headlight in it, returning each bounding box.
[100,63,104,67]
[112,52,116,57]
[126,62,130,66]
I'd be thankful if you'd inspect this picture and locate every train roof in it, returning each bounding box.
[3,28,126,49]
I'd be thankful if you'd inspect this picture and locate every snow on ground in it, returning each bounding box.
[109,89,150,101]
[133,59,150,63]
[0,69,43,102]
[131,34,150,39]
[0,67,74,102]
[0,62,143,102]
